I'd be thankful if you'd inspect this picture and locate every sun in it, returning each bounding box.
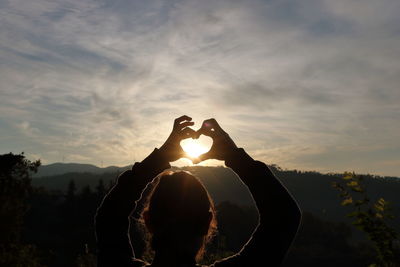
[180,139,209,158]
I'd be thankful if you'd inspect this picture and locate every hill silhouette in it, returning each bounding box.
[5,156,398,266]
[31,163,400,231]
[32,162,131,177]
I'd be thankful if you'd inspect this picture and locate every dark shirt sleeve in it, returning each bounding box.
[211,148,302,267]
[95,148,170,267]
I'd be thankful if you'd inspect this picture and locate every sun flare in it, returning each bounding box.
[180,139,209,158]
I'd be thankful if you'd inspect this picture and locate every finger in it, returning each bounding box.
[196,127,215,138]
[174,115,192,125]
[184,151,204,164]
[197,150,214,163]
[178,121,195,130]
[191,157,202,165]
[209,118,223,131]
[193,130,202,139]
[183,152,199,164]
[203,118,223,131]
[180,127,197,139]
[198,119,218,136]
[201,119,213,129]
[200,120,217,135]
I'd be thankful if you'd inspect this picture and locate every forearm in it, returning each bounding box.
[226,148,300,221]
[224,148,301,265]
[95,148,171,265]
[96,149,170,217]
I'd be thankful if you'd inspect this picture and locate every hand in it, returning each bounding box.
[193,118,238,164]
[159,115,197,162]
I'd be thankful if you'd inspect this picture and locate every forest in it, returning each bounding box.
[1,152,399,267]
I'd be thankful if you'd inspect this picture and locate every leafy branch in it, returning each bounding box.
[332,172,399,267]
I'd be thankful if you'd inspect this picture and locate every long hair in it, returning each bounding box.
[141,170,217,261]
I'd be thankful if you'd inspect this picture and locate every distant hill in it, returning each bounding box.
[32,162,132,177]
[31,165,256,206]
[31,163,400,232]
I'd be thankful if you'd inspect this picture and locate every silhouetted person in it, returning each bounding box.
[95,116,301,267]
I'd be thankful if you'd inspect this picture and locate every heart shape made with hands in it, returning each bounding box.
[180,133,213,159]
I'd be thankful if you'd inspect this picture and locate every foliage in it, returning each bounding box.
[0,243,45,267]
[332,172,400,266]
[0,152,43,266]
[76,244,97,267]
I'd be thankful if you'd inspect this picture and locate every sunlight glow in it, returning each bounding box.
[180,139,210,158]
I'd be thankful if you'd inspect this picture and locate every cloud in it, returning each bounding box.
[0,0,399,176]
[15,121,40,136]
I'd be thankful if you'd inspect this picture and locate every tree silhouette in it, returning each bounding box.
[0,152,43,266]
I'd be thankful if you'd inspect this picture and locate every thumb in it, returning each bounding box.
[182,151,200,164]
[195,150,214,164]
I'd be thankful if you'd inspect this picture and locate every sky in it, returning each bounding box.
[0,0,399,176]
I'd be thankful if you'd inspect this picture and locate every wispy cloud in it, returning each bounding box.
[0,0,399,176]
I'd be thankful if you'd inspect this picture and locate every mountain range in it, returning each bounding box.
[32,162,132,177]
[31,162,400,232]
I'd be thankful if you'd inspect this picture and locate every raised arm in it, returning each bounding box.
[95,116,196,267]
[195,119,302,267]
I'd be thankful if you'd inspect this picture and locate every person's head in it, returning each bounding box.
[142,170,217,261]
